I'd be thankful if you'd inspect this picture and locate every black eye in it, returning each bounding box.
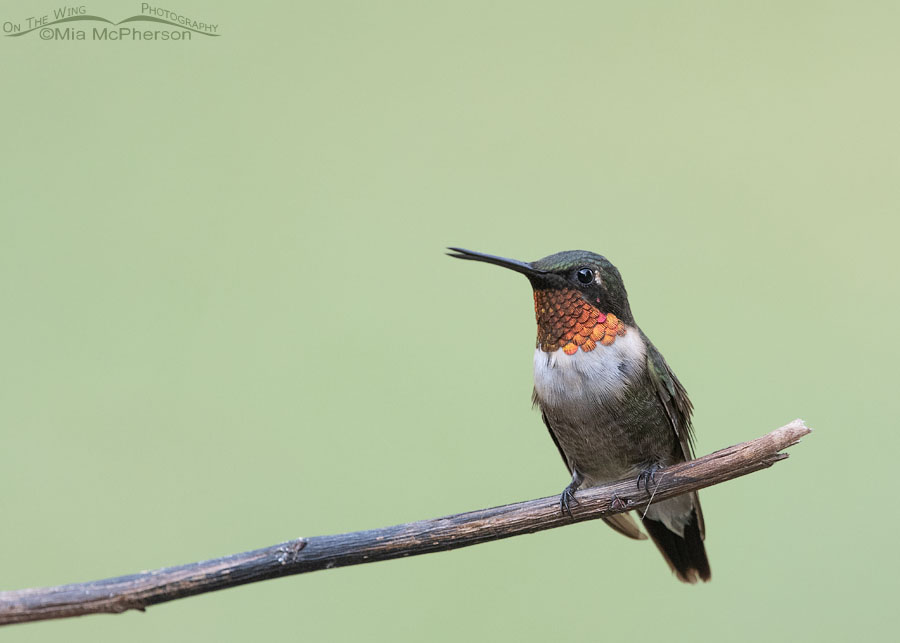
[576,267,594,284]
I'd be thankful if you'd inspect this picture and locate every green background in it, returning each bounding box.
[2,1,896,641]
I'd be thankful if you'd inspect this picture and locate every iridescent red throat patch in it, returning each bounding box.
[533,288,626,354]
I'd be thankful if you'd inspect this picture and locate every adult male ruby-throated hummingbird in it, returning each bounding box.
[448,247,710,583]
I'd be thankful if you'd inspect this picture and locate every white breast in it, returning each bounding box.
[532,327,647,408]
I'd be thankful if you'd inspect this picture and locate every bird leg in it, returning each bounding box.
[560,469,584,518]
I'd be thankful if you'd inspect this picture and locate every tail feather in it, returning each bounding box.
[642,508,711,584]
[602,513,648,540]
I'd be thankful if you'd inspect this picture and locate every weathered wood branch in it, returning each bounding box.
[0,420,810,626]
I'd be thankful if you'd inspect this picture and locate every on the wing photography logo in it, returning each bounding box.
[3,4,219,41]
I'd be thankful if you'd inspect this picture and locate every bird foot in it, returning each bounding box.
[559,470,584,518]
[559,485,580,518]
[637,463,664,495]
[610,494,628,511]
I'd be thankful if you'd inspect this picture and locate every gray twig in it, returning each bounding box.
[0,420,810,626]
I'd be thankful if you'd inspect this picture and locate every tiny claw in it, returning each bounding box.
[559,469,584,519]
[637,463,664,495]
[559,486,580,518]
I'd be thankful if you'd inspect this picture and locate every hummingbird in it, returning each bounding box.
[448,247,710,583]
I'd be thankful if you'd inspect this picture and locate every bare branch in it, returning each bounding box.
[0,420,810,626]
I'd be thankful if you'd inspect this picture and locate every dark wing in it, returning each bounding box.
[645,342,696,460]
[646,340,705,538]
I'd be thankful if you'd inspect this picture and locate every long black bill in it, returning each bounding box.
[446,247,547,279]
